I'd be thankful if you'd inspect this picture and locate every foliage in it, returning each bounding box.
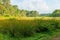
[0,0,40,17]
[51,9,60,17]
[0,18,59,37]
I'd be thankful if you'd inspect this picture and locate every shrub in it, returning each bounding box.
[35,19,58,33]
[55,20,60,29]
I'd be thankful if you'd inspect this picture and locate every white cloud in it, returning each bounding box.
[10,0,60,13]
[18,0,50,13]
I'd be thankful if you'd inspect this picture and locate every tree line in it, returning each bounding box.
[0,0,40,17]
[0,0,60,17]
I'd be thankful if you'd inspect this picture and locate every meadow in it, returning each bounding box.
[0,17,60,40]
[0,0,60,40]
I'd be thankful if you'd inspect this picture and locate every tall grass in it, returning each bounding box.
[0,18,60,37]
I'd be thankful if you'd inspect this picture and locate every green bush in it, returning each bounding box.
[35,19,59,33]
[55,20,60,29]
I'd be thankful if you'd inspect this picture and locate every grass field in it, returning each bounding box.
[0,17,60,40]
[0,16,60,20]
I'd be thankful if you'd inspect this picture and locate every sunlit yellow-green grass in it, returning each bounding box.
[0,16,60,20]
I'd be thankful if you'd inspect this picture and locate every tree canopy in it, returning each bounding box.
[0,0,40,17]
[51,9,60,17]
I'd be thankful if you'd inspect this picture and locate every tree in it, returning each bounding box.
[0,0,40,17]
[52,9,60,17]
[26,11,39,17]
[20,10,27,17]
[2,0,10,5]
[2,0,10,8]
[0,5,7,15]
[13,5,21,16]
[0,0,2,4]
[31,11,39,17]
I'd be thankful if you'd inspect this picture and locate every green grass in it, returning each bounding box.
[0,29,60,40]
[0,33,52,40]
[0,18,60,40]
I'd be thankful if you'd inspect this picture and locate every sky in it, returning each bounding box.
[10,0,60,14]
